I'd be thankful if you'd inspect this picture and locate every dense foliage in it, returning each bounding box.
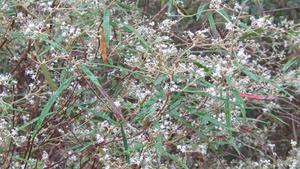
[0,0,300,168]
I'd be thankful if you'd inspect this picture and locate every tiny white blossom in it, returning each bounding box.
[42,151,49,160]
[291,140,297,147]
[96,134,104,144]
[177,145,187,153]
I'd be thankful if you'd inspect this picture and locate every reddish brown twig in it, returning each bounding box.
[239,93,276,100]
[151,3,168,21]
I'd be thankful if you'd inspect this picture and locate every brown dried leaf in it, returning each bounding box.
[99,29,107,64]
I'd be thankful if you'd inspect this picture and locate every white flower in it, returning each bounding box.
[96,134,104,144]
[291,140,297,147]
[225,22,234,30]
[25,69,36,80]
[69,26,75,34]
[42,151,49,160]
[0,73,11,86]
[250,16,273,28]
[159,19,177,32]
[209,0,222,9]
[113,101,121,107]
[68,152,77,161]
[267,143,275,151]
[11,128,17,136]
[290,159,300,169]
[188,54,197,60]
[234,3,242,12]
[131,156,143,165]
[177,145,187,153]
[195,69,205,77]
[164,81,178,92]
[237,47,251,64]
[199,144,207,155]
[207,87,217,96]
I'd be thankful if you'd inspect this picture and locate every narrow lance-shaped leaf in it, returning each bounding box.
[103,9,111,48]
[241,68,260,81]
[167,0,173,16]
[282,57,299,72]
[207,12,216,30]
[40,63,58,91]
[37,33,65,52]
[160,0,166,6]
[79,106,117,124]
[80,64,101,88]
[226,75,246,118]
[196,3,207,21]
[225,94,232,135]
[33,77,74,137]
[111,19,153,52]
[121,123,130,163]
[216,8,231,22]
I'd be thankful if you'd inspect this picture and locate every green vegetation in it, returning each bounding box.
[0,0,299,168]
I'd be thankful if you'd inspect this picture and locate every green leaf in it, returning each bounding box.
[37,33,65,52]
[115,2,132,13]
[216,8,231,22]
[199,79,214,88]
[193,61,211,73]
[134,91,164,123]
[40,63,58,91]
[103,9,111,48]
[170,110,194,129]
[226,76,246,118]
[112,81,124,99]
[0,146,4,154]
[80,64,101,88]
[196,3,207,21]
[79,106,116,124]
[17,113,54,131]
[224,94,232,135]
[239,28,264,40]
[121,123,130,163]
[282,57,299,72]
[241,68,260,81]
[112,19,152,52]
[10,31,26,44]
[37,46,52,61]
[196,111,226,127]
[91,63,146,77]
[167,0,173,16]
[154,74,168,88]
[12,156,38,166]
[207,12,216,30]
[229,138,241,155]
[33,77,74,137]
